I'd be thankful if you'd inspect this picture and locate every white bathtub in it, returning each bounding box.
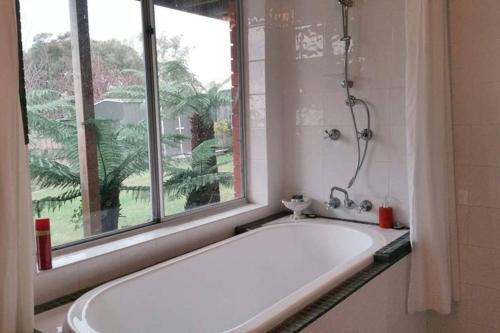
[64,218,395,333]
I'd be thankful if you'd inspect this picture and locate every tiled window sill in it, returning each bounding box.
[34,203,271,305]
[47,203,262,269]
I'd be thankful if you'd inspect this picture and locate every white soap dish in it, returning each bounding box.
[282,197,312,220]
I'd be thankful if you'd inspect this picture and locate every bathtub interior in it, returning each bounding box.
[68,221,385,333]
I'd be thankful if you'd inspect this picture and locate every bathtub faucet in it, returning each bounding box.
[326,186,356,210]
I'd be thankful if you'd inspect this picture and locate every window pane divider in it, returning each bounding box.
[236,0,247,199]
[69,0,102,236]
[142,0,164,221]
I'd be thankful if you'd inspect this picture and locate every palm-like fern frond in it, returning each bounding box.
[28,89,153,220]
[165,139,233,200]
[106,85,146,100]
[164,172,233,199]
[33,188,82,215]
[30,154,81,190]
[27,90,77,145]
[121,186,151,201]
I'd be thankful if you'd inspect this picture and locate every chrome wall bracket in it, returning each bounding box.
[341,80,354,89]
[338,0,354,7]
[359,128,373,141]
[345,96,357,107]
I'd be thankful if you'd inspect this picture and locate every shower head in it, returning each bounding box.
[338,0,353,7]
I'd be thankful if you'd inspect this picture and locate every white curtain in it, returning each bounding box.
[405,0,459,314]
[0,1,35,332]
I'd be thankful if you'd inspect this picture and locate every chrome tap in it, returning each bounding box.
[328,186,356,209]
[325,186,373,213]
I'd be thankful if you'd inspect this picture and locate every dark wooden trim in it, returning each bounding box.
[69,0,102,236]
[234,214,409,234]
[15,0,29,144]
[234,211,289,234]
[35,286,95,315]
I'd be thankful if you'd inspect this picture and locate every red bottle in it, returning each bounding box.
[379,206,394,229]
[35,218,52,270]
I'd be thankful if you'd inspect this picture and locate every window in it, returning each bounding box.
[19,0,243,248]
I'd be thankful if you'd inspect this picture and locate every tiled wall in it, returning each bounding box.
[429,0,500,332]
[245,0,286,210]
[278,0,408,224]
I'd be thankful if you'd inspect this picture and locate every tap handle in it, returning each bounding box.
[325,197,341,210]
[344,199,356,210]
[358,200,373,213]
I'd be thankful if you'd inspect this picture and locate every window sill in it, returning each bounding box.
[41,202,266,271]
[34,201,280,305]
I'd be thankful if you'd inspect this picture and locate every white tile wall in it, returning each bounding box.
[429,0,500,331]
[279,0,409,225]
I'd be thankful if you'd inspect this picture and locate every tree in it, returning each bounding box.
[165,139,233,208]
[113,61,233,209]
[28,85,232,229]
[23,33,144,101]
[28,89,155,232]
[177,81,232,209]
[214,119,231,147]
[27,36,234,233]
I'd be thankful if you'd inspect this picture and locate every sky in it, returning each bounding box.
[19,0,232,85]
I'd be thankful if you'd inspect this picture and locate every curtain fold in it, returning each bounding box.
[0,0,35,332]
[405,0,459,314]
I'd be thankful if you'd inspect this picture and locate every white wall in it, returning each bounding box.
[245,0,286,209]
[429,0,500,332]
[278,0,409,225]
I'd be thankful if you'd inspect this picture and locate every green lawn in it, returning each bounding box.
[32,154,235,246]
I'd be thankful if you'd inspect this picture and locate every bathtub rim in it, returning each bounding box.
[63,219,390,333]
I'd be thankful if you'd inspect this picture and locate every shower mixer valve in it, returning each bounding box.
[325,129,341,141]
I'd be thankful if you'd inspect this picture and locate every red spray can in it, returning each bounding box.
[35,218,52,270]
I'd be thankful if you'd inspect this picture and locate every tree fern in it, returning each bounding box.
[165,139,233,200]
[27,59,235,230]
[27,89,152,230]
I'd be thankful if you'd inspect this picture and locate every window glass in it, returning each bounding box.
[20,0,243,248]
[154,0,243,215]
[21,0,151,246]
